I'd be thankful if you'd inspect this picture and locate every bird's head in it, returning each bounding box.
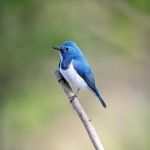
[53,41,83,60]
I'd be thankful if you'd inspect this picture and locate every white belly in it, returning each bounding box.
[59,61,87,89]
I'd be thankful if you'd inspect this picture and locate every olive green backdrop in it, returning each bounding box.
[0,0,150,150]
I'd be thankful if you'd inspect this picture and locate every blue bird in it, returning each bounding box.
[53,41,106,108]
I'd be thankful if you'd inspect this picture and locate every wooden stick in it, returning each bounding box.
[55,70,104,150]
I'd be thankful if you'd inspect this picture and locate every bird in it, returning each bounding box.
[53,41,106,108]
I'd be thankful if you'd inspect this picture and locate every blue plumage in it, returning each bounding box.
[53,41,106,108]
[73,57,106,108]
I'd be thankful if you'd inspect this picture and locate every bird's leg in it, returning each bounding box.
[69,88,80,103]
[75,88,80,97]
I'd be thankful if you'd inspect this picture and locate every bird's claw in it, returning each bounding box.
[69,95,77,103]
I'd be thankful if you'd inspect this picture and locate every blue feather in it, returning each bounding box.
[60,57,72,70]
[73,57,106,108]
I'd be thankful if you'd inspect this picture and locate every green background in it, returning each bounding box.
[0,0,150,150]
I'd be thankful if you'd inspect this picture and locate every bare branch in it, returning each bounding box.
[55,69,104,150]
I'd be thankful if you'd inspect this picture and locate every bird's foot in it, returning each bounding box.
[69,95,77,103]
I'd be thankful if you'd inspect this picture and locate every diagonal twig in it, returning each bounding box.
[55,69,104,150]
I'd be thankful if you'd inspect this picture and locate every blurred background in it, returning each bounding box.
[0,0,150,150]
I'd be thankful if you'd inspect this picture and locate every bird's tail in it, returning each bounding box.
[94,87,107,108]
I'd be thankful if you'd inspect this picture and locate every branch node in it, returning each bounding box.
[58,78,64,83]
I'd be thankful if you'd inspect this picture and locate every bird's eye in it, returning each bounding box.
[65,47,69,50]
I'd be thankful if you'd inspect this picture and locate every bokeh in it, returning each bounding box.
[0,0,150,150]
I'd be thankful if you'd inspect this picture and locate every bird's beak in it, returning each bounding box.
[53,46,60,51]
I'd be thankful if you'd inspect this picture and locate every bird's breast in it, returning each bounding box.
[59,61,87,89]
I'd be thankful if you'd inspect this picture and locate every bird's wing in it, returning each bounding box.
[73,58,96,92]
[73,58,106,108]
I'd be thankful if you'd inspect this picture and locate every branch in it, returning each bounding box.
[55,69,104,150]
